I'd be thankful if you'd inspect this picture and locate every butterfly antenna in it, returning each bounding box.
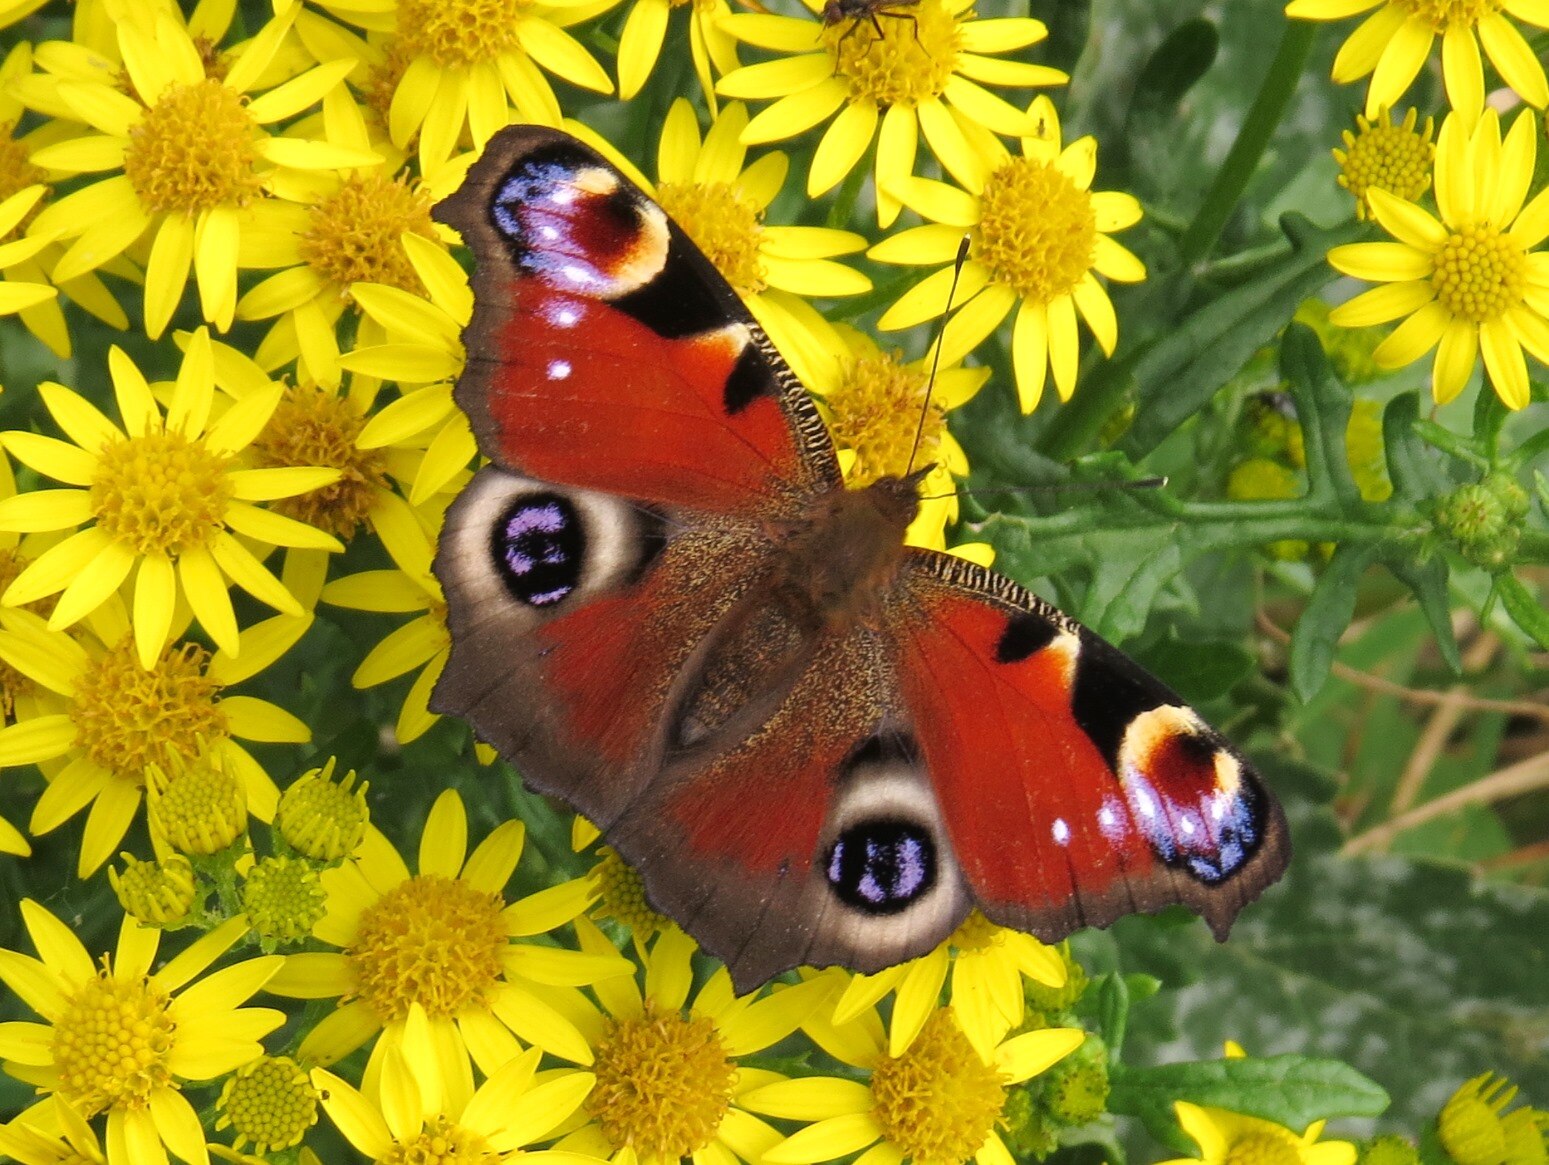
[905,234,973,477]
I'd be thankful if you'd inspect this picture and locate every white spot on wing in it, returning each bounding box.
[548,359,572,380]
[1052,818,1071,846]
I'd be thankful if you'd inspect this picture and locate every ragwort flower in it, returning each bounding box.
[1328,108,1549,408]
[302,0,618,177]
[550,921,834,1165]
[1334,106,1435,221]
[875,97,1144,411]
[1157,1101,1358,1165]
[1286,0,1549,125]
[0,612,313,875]
[745,999,1083,1165]
[266,789,624,1110]
[0,331,344,667]
[314,1017,599,1165]
[827,911,1068,1058]
[718,0,1064,224]
[21,8,376,339]
[0,905,283,1165]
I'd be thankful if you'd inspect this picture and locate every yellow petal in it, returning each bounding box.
[1327,240,1431,282]
[132,554,177,669]
[1478,316,1529,408]
[1431,318,1479,403]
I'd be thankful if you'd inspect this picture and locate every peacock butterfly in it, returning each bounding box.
[429,125,1290,993]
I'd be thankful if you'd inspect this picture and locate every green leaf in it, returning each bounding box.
[1140,629,1257,702]
[1279,323,1359,509]
[1121,214,1363,458]
[1382,393,1451,499]
[1109,1055,1389,1151]
[1095,971,1131,1056]
[1495,571,1549,648]
[1129,19,1219,119]
[1289,542,1380,701]
[1383,556,1462,674]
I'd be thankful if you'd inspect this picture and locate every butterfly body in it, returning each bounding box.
[431,126,1290,992]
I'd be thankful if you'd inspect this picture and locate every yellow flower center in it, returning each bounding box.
[149,752,248,855]
[91,430,232,556]
[977,157,1097,304]
[870,1009,1006,1164]
[381,1115,498,1165]
[242,855,328,944]
[587,1002,737,1160]
[253,386,388,541]
[824,0,959,108]
[122,79,260,214]
[1335,108,1434,220]
[949,909,1001,953]
[1391,0,1500,30]
[52,967,176,1116]
[592,848,668,937]
[1223,1130,1308,1165]
[275,761,370,862]
[1431,226,1525,324]
[396,0,524,66]
[216,1055,319,1155]
[111,854,198,926]
[71,640,227,780]
[300,174,438,294]
[655,182,767,296]
[347,874,508,1022]
[823,349,942,486]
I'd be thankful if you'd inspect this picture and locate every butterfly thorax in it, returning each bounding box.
[777,473,923,631]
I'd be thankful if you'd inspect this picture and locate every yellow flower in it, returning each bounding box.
[0,904,283,1165]
[1158,1102,1358,1165]
[1327,107,1549,409]
[826,911,1068,1059]
[301,0,619,178]
[744,998,1083,1165]
[0,331,344,667]
[646,99,872,387]
[235,85,453,390]
[718,0,1064,225]
[807,324,986,552]
[0,611,312,876]
[1334,107,1435,222]
[617,0,739,111]
[1286,0,1549,125]
[314,1011,600,1165]
[19,8,377,339]
[549,921,834,1165]
[875,96,1145,412]
[265,789,625,1111]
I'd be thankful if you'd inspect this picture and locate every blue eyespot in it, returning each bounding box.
[825,820,936,914]
[492,493,584,608]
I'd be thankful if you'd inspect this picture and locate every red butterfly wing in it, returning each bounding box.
[433,126,839,515]
[889,552,1290,939]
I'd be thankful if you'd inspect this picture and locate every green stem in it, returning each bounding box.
[1177,20,1317,266]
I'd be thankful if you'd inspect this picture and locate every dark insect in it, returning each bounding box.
[821,0,921,43]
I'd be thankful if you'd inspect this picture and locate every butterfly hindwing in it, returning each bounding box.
[432,125,840,516]
[888,551,1291,940]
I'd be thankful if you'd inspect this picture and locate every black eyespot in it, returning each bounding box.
[492,493,585,608]
[824,820,936,915]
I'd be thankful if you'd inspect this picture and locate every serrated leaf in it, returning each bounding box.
[1279,323,1359,510]
[1121,214,1363,457]
[1289,543,1380,701]
[1109,1055,1388,1151]
[1382,394,1450,499]
[1383,556,1462,674]
[1495,571,1549,648]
